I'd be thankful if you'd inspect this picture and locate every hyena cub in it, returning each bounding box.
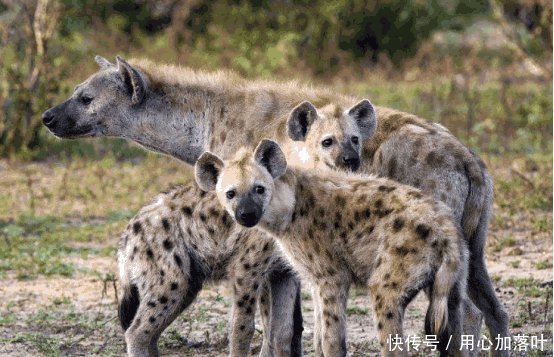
[117,182,302,357]
[286,100,509,352]
[195,139,469,357]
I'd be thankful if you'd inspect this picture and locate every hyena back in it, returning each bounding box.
[117,182,302,357]
[195,140,470,357]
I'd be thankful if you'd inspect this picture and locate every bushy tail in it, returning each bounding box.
[461,149,490,243]
[118,283,140,331]
[427,233,465,336]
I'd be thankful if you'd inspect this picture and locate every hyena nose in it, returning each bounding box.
[42,110,55,127]
[342,156,360,170]
[236,210,259,228]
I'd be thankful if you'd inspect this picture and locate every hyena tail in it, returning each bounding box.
[427,233,466,336]
[119,283,140,331]
[460,149,489,244]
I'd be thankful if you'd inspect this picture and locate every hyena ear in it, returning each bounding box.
[287,101,319,141]
[116,55,146,105]
[254,139,287,179]
[95,55,114,69]
[195,152,224,192]
[347,99,377,139]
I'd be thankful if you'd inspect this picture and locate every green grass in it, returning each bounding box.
[503,277,550,298]
[347,304,370,316]
[0,214,123,279]
[534,259,552,270]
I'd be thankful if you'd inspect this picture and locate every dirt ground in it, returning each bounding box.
[0,227,552,356]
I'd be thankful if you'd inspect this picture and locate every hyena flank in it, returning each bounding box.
[42,55,507,353]
[195,139,470,357]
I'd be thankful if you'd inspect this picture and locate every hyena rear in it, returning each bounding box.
[118,182,302,357]
[286,101,508,354]
[195,140,470,357]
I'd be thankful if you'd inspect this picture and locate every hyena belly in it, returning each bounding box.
[118,183,301,357]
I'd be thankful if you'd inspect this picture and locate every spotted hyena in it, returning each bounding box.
[286,101,508,354]
[42,56,507,354]
[118,182,302,357]
[195,139,470,357]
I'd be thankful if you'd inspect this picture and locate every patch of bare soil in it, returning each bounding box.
[0,242,552,356]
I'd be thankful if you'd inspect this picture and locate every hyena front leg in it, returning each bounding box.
[315,281,349,357]
[228,236,274,356]
[259,279,274,356]
[311,285,324,357]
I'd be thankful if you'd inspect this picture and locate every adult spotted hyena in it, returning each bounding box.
[285,101,509,355]
[195,139,469,357]
[42,56,507,354]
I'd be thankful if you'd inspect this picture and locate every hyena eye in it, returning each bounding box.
[226,190,236,199]
[255,186,265,194]
[80,95,93,105]
[321,138,333,147]
[351,136,359,144]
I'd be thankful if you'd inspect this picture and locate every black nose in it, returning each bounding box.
[237,210,259,228]
[42,110,55,126]
[342,156,360,168]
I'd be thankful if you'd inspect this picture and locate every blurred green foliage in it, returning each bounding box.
[0,0,551,159]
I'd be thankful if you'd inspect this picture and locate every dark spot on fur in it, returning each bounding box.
[161,218,170,232]
[394,247,409,256]
[146,249,154,259]
[149,316,156,323]
[170,282,178,290]
[243,263,251,270]
[147,301,156,307]
[174,253,183,267]
[388,158,398,177]
[245,306,253,314]
[368,226,374,234]
[392,218,404,232]
[160,269,165,277]
[415,224,431,240]
[377,322,383,330]
[159,296,168,304]
[182,206,193,216]
[386,311,394,320]
[240,325,245,331]
[162,239,173,251]
[425,151,442,167]
[133,221,142,234]
[378,185,396,192]
[199,213,207,222]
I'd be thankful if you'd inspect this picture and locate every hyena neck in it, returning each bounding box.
[123,93,215,165]
[258,172,297,235]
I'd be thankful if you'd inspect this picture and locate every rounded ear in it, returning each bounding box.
[254,139,287,179]
[287,101,319,141]
[348,99,377,139]
[95,55,114,69]
[195,152,224,192]
[116,55,146,105]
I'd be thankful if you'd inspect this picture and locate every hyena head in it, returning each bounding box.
[287,99,376,172]
[41,55,147,138]
[195,140,287,228]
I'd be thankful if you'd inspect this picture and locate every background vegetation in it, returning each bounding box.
[0,0,552,158]
[0,1,552,355]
